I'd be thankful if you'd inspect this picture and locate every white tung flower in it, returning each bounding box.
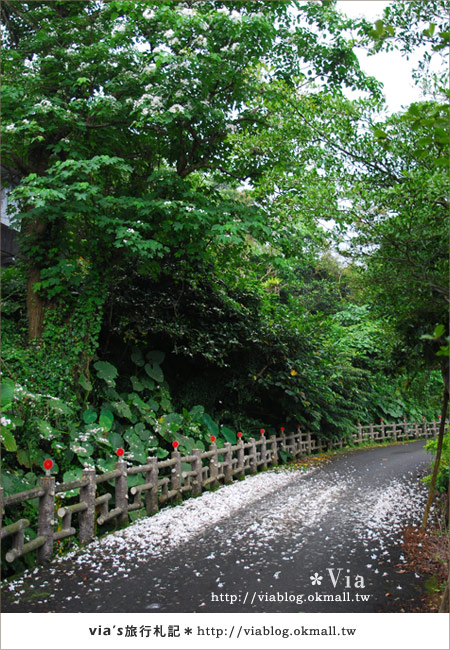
[179,7,195,17]
[168,104,184,114]
[143,8,155,19]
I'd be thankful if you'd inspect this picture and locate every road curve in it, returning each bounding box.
[2,440,431,613]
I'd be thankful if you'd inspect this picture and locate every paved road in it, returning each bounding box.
[2,440,431,613]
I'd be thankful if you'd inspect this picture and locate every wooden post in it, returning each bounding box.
[307,431,312,455]
[191,449,203,496]
[380,420,385,440]
[36,475,55,563]
[209,443,218,489]
[145,457,158,515]
[270,435,278,466]
[79,468,96,545]
[393,424,397,442]
[369,423,374,442]
[423,419,428,439]
[357,420,362,443]
[288,430,295,455]
[115,460,129,527]
[249,438,257,474]
[223,443,233,483]
[403,419,408,440]
[171,450,182,500]
[237,439,245,478]
[260,434,267,470]
[415,423,420,439]
[281,429,287,451]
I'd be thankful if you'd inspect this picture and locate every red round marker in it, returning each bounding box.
[237,432,242,438]
[380,417,383,422]
[210,435,216,442]
[116,448,124,457]
[43,459,53,471]
[260,429,265,435]
[280,427,285,432]
[422,416,425,420]
[172,441,179,449]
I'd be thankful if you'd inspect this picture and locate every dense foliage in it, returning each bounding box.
[1,0,448,553]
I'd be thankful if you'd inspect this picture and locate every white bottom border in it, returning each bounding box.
[1,612,449,650]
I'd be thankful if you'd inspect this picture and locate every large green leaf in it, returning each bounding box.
[0,379,14,409]
[83,408,97,424]
[221,426,236,444]
[1,429,17,452]
[202,413,218,436]
[144,362,164,383]
[146,350,165,365]
[99,408,114,431]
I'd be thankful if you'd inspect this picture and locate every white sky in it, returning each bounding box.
[336,0,424,112]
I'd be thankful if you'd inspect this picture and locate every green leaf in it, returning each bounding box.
[434,324,446,338]
[99,408,114,431]
[17,449,32,468]
[37,420,56,439]
[144,363,164,383]
[83,408,97,424]
[155,448,169,458]
[131,376,144,392]
[108,431,124,449]
[202,413,219,436]
[79,375,93,391]
[146,350,165,365]
[63,468,83,483]
[0,379,15,409]
[1,429,17,452]
[131,349,145,367]
[221,426,236,444]
[94,361,118,384]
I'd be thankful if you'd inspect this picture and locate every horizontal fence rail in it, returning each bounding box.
[0,420,444,568]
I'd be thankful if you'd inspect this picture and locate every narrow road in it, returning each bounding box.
[2,440,431,613]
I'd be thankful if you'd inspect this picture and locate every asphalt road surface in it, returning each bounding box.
[2,440,432,613]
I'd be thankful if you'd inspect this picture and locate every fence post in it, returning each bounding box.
[270,435,278,466]
[36,475,55,563]
[393,424,397,442]
[414,423,420,439]
[369,423,374,443]
[79,468,96,545]
[171,450,182,500]
[423,419,427,439]
[281,429,287,451]
[209,442,218,489]
[307,431,312,455]
[223,443,233,483]
[403,419,408,440]
[115,460,129,527]
[145,457,158,515]
[380,419,385,439]
[191,449,203,496]
[357,420,362,443]
[237,439,245,478]
[260,434,267,470]
[249,438,257,474]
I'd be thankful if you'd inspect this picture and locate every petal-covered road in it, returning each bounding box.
[2,440,431,613]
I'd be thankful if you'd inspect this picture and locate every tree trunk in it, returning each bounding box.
[24,218,48,341]
[27,266,46,340]
[421,389,448,530]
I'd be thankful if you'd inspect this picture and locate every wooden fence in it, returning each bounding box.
[0,419,442,568]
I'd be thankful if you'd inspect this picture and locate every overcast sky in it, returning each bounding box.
[336,0,424,112]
